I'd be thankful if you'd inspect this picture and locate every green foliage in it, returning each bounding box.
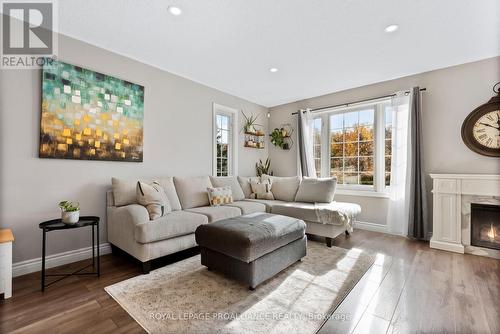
[256,158,273,176]
[270,128,285,148]
[241,111,261,133]
[59,201,80,212]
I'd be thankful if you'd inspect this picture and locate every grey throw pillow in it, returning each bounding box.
[294,177,337,203]
[136,181,172,220]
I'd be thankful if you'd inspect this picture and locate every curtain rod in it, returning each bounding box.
[291,88,426,115]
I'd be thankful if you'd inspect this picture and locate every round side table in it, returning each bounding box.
[39,216,100,291]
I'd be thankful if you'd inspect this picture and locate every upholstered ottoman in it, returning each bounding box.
[195,212,306,289]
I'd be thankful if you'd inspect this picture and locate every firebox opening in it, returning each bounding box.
[470,203,500,251]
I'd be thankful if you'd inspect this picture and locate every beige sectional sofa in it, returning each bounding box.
[107,175,359,273]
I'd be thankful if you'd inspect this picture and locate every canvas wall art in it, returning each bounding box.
[40,60,144,162]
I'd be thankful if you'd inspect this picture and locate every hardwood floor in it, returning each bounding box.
[1,230,499,334]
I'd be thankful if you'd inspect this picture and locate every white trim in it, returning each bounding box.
[354,221,388,233]
[429,174,500,180]
[429,239,465,254]
[12,243,111,278]
[212,103,239,176]
[336,189,390,198]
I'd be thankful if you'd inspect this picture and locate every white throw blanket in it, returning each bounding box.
[314,202,361,233]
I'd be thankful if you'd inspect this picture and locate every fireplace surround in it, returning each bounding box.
[430,174,500,259]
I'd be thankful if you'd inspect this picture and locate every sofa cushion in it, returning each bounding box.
[271,202,320,223]
[185,206,241,223]
[174,176,212,209]
[261,174,300,202]
[156,177,182,211]
[226,200,266,214]
[244,199,287,212]
[195,213,306,262]
[294,177,337,203]
[210,176,245,201]
[237,176,261,198]
[136,181,171,220]
[112,177,138,206]
[134,210,208,244]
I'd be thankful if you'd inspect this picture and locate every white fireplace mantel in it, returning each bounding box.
[430,174,500,257]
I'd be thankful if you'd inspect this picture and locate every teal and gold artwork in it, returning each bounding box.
[40,60,144,162]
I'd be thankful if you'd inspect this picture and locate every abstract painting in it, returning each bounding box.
[40,60,144,162]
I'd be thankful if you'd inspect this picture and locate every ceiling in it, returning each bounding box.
[55,0,499,107]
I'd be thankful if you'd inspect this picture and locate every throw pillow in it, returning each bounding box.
[136,181,172,220]
[294,177,337,203]
[207,186,234,206]
[261,174,300,202]
[237,176,261,198]
[249,179,274,200]
[210,176,245,201]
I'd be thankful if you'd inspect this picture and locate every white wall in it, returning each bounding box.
[269,57,500,229]
[0,33,269,263]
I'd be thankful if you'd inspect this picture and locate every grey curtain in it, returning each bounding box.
[407,87,428,239]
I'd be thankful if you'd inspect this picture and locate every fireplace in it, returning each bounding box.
[470,203,500,251]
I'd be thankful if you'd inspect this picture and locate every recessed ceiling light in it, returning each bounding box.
[384,24,399,33]
[168,6,182,16]
[269,68,278,73]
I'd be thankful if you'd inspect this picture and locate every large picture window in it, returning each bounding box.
[313,99,393,194]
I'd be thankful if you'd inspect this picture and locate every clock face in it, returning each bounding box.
[473,110,500,149]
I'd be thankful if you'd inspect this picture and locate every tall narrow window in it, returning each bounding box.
[313,118,322,177]
[213,104,238,177]
[384,106,394,186]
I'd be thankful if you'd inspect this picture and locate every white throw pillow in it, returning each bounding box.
[249,179,274,200]
[237,176,261,198]
[210,176,245,201]
[261,174,300,202]
[112,177,138,206]
[207,186,234,206]
[294,177,337,203]
[136,181,172,220]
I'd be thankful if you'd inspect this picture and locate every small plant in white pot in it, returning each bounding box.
[59,201,80,224]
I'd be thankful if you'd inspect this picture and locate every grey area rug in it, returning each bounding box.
[105,241,374,334]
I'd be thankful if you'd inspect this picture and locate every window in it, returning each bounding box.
[313,99,393,193]
[213,104,238,176]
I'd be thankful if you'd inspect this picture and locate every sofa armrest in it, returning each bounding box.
[110,204,149,225]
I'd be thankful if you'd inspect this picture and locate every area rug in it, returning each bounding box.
[105,241,374,334]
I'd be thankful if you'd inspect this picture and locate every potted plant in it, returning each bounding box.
[256,158,273,176]
[59,201,80,224]
[241,111,260,134]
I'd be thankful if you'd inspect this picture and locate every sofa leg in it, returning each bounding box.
[345,230,350,236]
[110,244,119,254]
[142,261,151,274]
[249,286,255,291]
[325,237,333,248]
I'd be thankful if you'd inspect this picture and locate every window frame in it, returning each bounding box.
[212,103,238,177]
[313,99,392,196]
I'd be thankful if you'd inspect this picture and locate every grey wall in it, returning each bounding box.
[269,57,500,227]
[0,33,269,263]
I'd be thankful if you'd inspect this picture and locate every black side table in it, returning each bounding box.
[39,216,100,291]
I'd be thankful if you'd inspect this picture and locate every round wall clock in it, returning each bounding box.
[461,83,500,157]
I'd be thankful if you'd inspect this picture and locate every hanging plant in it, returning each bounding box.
[270,124,294,149]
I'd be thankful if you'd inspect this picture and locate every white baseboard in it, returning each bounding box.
[354,221,388,234]
[12,243,111,278]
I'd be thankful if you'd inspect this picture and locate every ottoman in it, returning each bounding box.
[195,212,307,289]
